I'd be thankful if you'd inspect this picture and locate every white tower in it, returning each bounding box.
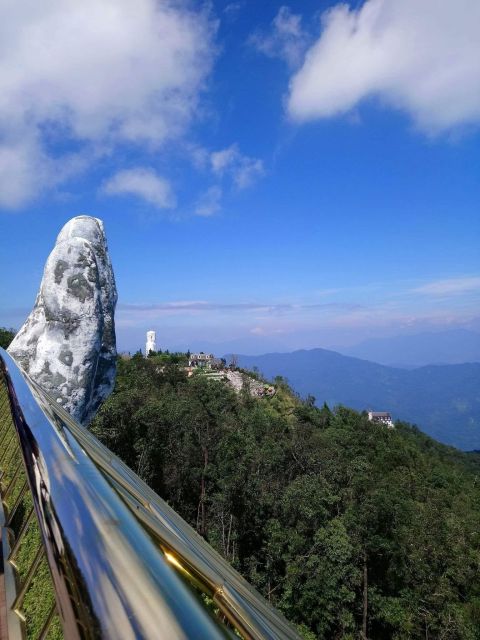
[146,330,156,356]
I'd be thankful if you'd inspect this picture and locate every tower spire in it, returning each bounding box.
[146,330,156,356]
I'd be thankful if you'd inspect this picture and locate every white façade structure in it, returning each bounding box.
[146,330,156,355]
[188,352,215,368]
[367,411,394,429]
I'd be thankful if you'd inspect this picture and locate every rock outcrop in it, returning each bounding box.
[8,216,117,425]
[224,370,275,397]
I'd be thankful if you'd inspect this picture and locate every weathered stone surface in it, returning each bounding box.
[8,216,117,425]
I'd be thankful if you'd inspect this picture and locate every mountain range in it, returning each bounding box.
[334,328,480,367]
[234,348,480,451]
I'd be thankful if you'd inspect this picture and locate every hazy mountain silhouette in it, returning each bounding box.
[335,328,480,367]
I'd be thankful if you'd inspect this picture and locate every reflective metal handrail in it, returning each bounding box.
[0,348,300,640]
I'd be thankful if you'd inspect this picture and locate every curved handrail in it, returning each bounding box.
[0,348,300,640]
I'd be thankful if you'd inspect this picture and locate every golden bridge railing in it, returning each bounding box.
[0,348,300,640]
[0,368,62,640]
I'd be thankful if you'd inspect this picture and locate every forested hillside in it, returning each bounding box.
[91,355,480,639]
[235,349,480,450]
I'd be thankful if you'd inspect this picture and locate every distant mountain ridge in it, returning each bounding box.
[334,328,480,367]
[234,348,480,450]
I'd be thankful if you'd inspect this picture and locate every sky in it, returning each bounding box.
[0,0,479,355]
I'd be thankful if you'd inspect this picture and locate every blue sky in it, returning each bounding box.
[0,0,479,354]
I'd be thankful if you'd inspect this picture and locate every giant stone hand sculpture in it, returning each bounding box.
[8,216,117,425]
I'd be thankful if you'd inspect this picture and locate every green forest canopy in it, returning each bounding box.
[91,355,480,640]
[0,326,15,349]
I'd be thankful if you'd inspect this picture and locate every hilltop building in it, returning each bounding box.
[368,411,394,428]
[188,352,218,368]
[146,330,156,356]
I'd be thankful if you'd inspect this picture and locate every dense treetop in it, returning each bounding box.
[91,355,480,639]
[0,326,15,349]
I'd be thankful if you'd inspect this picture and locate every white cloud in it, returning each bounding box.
[223,3,244,20]
[210,144,264,188]
[103,168,176,209]
[0,136,51,209]
[249,6,307,67]
[412,276,480,296]
[195,186,222,217]
[233,157,264,189]
[0,0,215,208]
[250,326,287,336]
[211,147,238,174]
[288,0,480,133]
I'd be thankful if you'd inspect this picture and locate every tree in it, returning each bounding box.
[0,327,16,349]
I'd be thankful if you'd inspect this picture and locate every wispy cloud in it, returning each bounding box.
[99,291,480,347]
[250,326,287,336]
[118,301,267,315]
[412,276,480,296]
[102,168,176,209]
[223,2,244,20]
[210,144,264,189]
[249,6,308,67]
[118,300,362,314]
[287,0,480,134]
[194,186,222,217]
